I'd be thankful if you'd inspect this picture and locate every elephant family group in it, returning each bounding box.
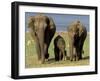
[28,14,87,63]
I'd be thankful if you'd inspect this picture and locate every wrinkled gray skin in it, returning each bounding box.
[67,21,87,61]
[54,35,67,61]
[28,14,56,63]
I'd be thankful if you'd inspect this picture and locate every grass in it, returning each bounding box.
[25,32,89,68]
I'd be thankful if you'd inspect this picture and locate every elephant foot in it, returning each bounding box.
[70,58,73,61]
[45,59,49,62]
[41,56,45,64]
[80,57,82,59]
[37,57,40,61]
[79,57,82,60]
[62,58,65,61]
[37,55,41,61]
[45,53,49,59]
[38,56,45,64]
[70,57,76,61]
[38,60,41,64]
[76,57,79,61]
[79,55,82,59]
[38,60,45,64]
[55,58,59,61]
[63,57,66,61]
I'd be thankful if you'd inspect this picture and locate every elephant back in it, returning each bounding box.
[67,20,87,36]
[54,35,65,49]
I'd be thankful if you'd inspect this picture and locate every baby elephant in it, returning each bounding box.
[54,35,67,61]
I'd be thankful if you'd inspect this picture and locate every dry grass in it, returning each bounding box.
[25,32,89,68]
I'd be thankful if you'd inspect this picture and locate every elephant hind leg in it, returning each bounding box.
[45,53,49,59]
[79,43,84,59]
[69,49,73,61]
[44,44,49,59]
[59,51,62,60]
[70,47,75,61]
[76,48,80,61]
[75,54,79,61]
[54,48,59,61]
[44,28,55,59]
[65,50,68,60]
[70,56,73,61]
[72,47,78,61]
[62,50,66,61]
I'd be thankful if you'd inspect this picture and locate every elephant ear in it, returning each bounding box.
[67,25,73,32]
[28,16,37,40]
[78,23,85,37]
[28,16,35,30]
[48,17,56,29]
[67,22,77,32]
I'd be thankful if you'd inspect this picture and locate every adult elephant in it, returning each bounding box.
[28,14,56,63]
[67,21,87,61]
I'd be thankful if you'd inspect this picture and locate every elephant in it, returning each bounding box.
[28,14,56,63]
[67,21,87,61]
[54,35,67,61]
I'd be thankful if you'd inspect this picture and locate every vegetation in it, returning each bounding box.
[25,32,89,68]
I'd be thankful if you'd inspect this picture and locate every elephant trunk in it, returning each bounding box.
[36,28,45,63]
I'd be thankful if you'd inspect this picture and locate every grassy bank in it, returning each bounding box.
[25,32,89,68]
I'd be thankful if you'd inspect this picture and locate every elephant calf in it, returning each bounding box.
[54,35,67,61]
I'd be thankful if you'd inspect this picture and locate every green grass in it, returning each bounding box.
[25,32,89,68]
